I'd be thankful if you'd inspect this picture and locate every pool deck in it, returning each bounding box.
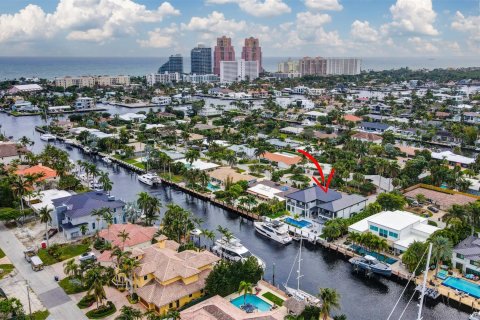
[268,217,323,244]
[417,269,480,311]
[225,280,288,318]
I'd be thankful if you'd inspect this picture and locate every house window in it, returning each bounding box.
[369,225,378,232]
[471,260,480,268]
[169,303,173,308]
[388,231,398,239]
[143,275,148,280]
[92,222,95,230]
[379,228,388,238]
[456,253,464,260]
[189,294,193,298]
[114,208,117,212]
[287,206,291,211]
[200,289,204,294]
[114,217,117,224]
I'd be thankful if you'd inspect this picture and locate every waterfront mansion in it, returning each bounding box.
[51,191,126,240]
[285,185,367,220]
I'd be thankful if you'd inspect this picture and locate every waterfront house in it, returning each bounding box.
[8,84,43,94]
[265,138,302,150]
[247,180,299,201]
[15,164,58,186]
[151,96,172,106]
[452,236,480,276]
[351,132,383,144]
[285,186,367,220]
[403,185,479,210]
[0,142,26,164]
[51,191,126,240]
[227,144,257,159]
[280,126,304,135]
[75,97,95,110]
[431,150,474,167]
[11,101,39,112]
[348,210,439,254]
[119,113,146,122]
[358,121,393,133]
[208,167,257,189]
[433,131,461,145]
[128,238,220,316]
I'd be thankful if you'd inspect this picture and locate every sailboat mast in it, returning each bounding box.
[297,237,302,290]
[417,242,433,320]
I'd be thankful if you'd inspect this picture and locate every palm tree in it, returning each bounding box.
[430,236,453,277]
[79,224,89,236]
[63,259,79,278]
[86,266,107,309]
[38,206,53,246]
[185,149,200,166]
[217,225,233,242]
[118,230,130,250]
[318,288,341,320]
[122,257,141,295]
[117,306,143,320]
[202,229,216,249]
[145,196,162,226]
[102,208,114,240]
[137,192,151,218]
[237,281,253,307]
[98,171,113,195]
[111,246,127,267]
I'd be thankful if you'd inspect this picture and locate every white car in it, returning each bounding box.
[79,252,96,262]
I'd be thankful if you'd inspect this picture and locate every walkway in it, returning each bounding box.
[0,224,87,320]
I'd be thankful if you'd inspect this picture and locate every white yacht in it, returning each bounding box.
[83,146,92,154]
[102,157,112,164]
[212,236,266,269]
[470,311,480,320]
[254,220,292,244]
[64,138,75,145]
[40,133,56,141]
[138,173,160,186]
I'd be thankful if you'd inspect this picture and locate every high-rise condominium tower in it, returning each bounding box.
[241,37,262,73]
[213,36,235,76]
[159,54,183,74]
[191,44,212,75]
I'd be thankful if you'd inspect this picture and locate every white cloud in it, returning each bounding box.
[0,0,180,43]
[205,0,291,17]
[350,20,379,42]
[304,0,343,11]
[451,11,480,41]
[408,36,438,53]
[0,4,54,42]
[388,0,438,36]
[137,25,178,48]
[181,11,247,40]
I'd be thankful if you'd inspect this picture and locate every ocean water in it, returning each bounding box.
[0,56,478,80]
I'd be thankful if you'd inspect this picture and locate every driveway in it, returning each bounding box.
[0,223,87,320]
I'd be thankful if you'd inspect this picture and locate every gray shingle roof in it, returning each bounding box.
[317,194,366,212]
[52,191,125,218]
[360,121,390,130]
[286,186,342,203]
[454,235,480,260]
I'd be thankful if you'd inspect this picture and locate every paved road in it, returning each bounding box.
[0,224,87,320]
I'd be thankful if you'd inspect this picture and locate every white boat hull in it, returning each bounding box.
[254,223,292,245]
[284,286,321,305]
[40,134,56,141]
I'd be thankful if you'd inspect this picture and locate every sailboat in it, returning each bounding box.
[40,107,56,141]
[283,237,321,305]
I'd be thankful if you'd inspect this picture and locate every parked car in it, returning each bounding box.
[79,252,96,262]
[24,247,36,262]
[427,206,439,213]
[43,228,58,240]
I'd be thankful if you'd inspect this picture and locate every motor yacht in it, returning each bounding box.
[40,133,56,141]
[137,173,160,186]
[349,255,392,277]
[254,220,292,244]
[212,236,266,269]
[102,157,112,164]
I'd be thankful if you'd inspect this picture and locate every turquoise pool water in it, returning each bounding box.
[207,182,220,191]
[443,277,480,298]
[350,244,397,265]
[230,294,272,312]
[284,217,312,228]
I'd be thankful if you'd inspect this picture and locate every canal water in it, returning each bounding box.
[0,108,468,320]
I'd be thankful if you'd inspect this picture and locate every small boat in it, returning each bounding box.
[254,220,292,244]
[190,228,202,237]
[83,146,92,154]
[40,133,56,141]
[414,285,440,300]
[470,311,480,320]
[138,173,160,186]
[102,157,112,164]
[64,139,75,145]
[349,255,392,277]
[212,236,266,269]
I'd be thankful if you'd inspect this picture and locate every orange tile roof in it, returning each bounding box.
[15,164,57,181]
[343,114,362,122]
[261,152,302,165]
[98,224,157,248]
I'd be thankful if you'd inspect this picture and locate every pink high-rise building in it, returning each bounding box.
[213,36,235,76]
[241,37,262,73]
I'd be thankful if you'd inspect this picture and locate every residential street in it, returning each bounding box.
[0,223,87,320]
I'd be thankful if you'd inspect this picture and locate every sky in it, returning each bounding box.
[0,0,478,57]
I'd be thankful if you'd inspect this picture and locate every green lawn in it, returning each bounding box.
[31,310,50,320]
[133,162,145,169]
[262,291,284,306]
[124,158,137,164]
[0,247,5,258]
[0,264,14,279]
[37,243,90,265]
[59,276,89,294]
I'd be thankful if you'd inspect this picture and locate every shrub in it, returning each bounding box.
[86,301,116,319]
[77,295,95,309]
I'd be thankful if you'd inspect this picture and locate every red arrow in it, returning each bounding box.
[297,149,335,193]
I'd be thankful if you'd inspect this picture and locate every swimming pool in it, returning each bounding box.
[443,277,480,298]
[230,294,272,312]
[350,244,397,265]
[284,217,312,229]
[207,182,220,191]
